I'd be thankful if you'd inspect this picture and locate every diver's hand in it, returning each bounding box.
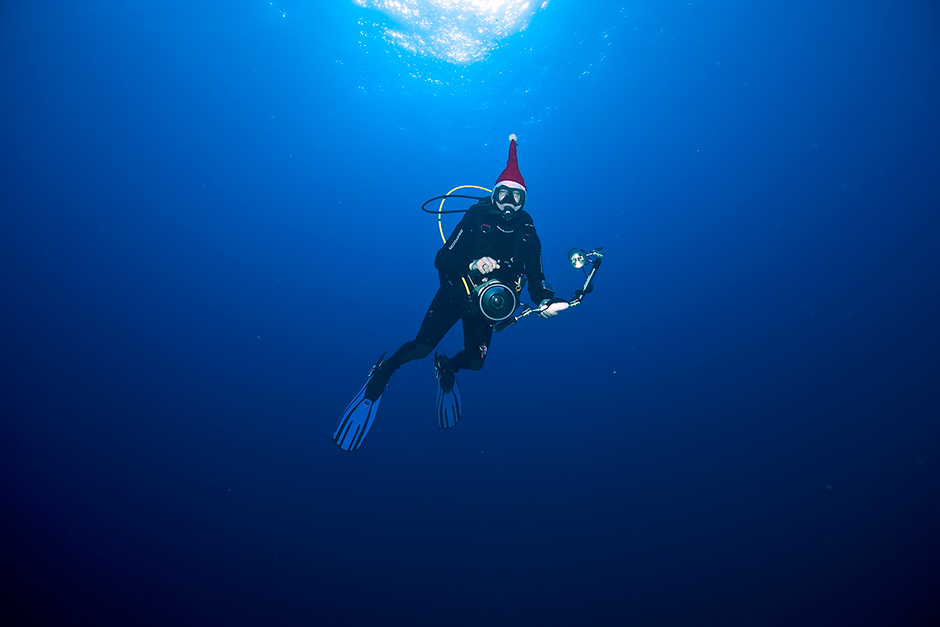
[470,257,500,275]
[538,298,569,318]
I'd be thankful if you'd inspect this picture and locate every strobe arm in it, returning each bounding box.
[494,247,603,332]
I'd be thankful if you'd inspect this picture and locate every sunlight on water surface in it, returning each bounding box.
[353,0,550,64]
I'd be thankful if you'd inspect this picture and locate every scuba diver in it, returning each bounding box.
[334,134,571,451]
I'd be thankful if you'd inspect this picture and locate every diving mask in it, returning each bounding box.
[494,185,525,213]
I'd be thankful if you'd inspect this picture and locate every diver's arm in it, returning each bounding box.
[524,231,555,305]
[435,213,476,276]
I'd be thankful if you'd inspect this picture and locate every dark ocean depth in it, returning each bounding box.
[2,1,939,625]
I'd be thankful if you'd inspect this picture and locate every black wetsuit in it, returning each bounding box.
[365,197,554,400]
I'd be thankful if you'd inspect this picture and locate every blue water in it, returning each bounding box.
[2,1,939,625]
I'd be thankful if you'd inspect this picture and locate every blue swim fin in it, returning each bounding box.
[435,351,462,429]
[333,353,386,451]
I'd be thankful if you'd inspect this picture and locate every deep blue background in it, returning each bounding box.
[2,1,939,625]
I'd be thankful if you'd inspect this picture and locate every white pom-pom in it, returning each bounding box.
[508,133,518,142]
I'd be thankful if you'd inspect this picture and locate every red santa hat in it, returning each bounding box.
[495,134,526,191]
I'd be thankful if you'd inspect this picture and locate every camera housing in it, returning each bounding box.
[473,279,517,322]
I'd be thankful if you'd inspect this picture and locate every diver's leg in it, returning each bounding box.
[447,316,494,373]
[365,289,461,399]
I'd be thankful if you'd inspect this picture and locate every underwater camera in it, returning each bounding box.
[471,278,517,322]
